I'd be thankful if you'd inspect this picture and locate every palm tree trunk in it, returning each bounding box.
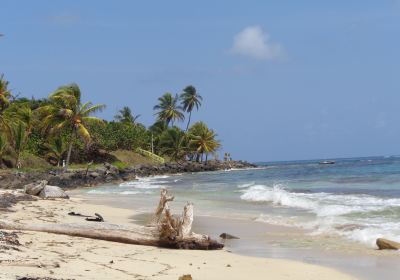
[185,111,192,131]
[15,152,21,169]
[205,153,208,164]
[65,128,76,171]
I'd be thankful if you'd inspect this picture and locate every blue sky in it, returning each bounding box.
[1,1,400,161]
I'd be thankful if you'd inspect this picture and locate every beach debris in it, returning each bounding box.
[376,238,400,250]
[219,233,239,239]
[0,188,223,250]
[0,231,21,251]
[85,213,104,222]
[0,192,37,210]
[68,211,104,222]
[226,264,231,267]
[178,275,192,280]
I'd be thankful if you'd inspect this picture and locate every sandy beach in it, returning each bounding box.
[0,190,357,280]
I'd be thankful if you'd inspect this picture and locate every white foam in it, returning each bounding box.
[240,184,400,217]
[244,184,400,247]
[237,182,255,188]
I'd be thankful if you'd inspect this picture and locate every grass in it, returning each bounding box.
[0,150,162,174]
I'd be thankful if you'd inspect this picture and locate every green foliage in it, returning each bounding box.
[114,106,140,125]
[88,121,151,152]
[0,74,12,111]
[153,93,184,127]
[0,76,222,169]
[0,133,7,167]
[180,85,202,131]
[38,83,106,169]
[158,126,187,161]
[188,121,221,162]
[112,161,130,171]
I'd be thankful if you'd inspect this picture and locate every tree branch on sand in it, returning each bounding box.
[0,188,223,250]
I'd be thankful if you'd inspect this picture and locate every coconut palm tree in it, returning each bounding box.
[158,127,187,162]
[38,83,105,170]
[189,122,221,163]
[114,106,140,125]
[180,85,202,131]
[0,74,11,112]
[153,93,184,127]
[45,137,68,167]
[0,133,7,168]
[10,122,28,169]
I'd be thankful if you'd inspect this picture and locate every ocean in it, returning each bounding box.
[80,156,400,249]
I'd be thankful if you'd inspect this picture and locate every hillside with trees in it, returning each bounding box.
[0,74,221,170]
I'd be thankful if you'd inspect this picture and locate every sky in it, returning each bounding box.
[1,1,400,162]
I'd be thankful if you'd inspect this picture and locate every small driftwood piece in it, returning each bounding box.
[0,188,223,250]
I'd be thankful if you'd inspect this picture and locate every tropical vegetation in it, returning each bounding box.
[0,74,221,170]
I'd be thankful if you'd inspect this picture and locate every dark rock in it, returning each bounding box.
[89,172,100,178]
[219,233,240,239]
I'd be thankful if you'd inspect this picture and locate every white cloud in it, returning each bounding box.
[230,26,285,60]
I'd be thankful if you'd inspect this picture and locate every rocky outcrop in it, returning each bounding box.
[24,180,47,196]
[0,160,258,190]
[38,185,69,199]
[23,181,69,199]
[376,238,400,250]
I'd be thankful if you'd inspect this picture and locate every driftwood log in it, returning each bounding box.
[0,188,223,250]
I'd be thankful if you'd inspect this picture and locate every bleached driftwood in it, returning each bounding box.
[0,188,223,250]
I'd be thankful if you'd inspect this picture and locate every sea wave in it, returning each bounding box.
[244,184,400,246]
[240,184,400,217]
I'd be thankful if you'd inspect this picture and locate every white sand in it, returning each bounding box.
[0,191,357,280]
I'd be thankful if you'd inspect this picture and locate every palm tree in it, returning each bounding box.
[189,122,221,163]
[38,83,105,170]
[158,127,187,162]
[1,104,33,168]
[114,106,140,125]
[0,74,11,112]
[0,133,7,168]
[180,85,202,131]
[45,137,68,167]
[153,93,184,127]
[10,122,28,169]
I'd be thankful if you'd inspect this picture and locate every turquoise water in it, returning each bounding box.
[83,156,400,248]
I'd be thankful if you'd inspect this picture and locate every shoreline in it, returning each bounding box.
[81,194,400,280]
[0,160,257,190]
[0,190,356,280]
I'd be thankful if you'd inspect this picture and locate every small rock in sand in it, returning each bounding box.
[219,233,239,239]
[178,275,192,280]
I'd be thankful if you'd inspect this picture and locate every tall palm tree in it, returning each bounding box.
[114,106,140,125]
[153,93,184,127]
[0,74,11,111]
[38,83,105,170]
[189,122,221,163]
[180,85,202,131]
[158,127,187,162]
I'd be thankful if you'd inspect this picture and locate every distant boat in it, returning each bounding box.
[319,160,335,165]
